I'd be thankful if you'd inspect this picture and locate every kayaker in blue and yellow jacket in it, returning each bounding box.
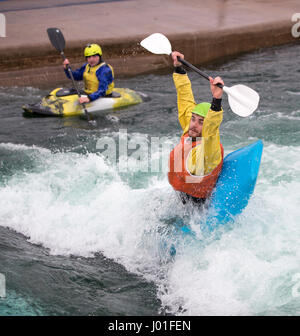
[63,43,114,105]
[168,51,224,205]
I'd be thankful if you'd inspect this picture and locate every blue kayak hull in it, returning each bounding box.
[205,140,263,231]
[165,141,263,256]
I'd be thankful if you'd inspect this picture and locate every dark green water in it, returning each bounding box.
[0,43,300,316]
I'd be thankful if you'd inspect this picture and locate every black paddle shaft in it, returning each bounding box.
[61,54,83,98]
[177,57,224,89]
[47,28,83,98]
[47,27,93,123]
[61,55,91,119]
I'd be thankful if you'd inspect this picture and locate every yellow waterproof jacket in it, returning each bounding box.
[173,72,223,176]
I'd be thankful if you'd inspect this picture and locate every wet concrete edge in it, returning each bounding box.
[0,20,297,87]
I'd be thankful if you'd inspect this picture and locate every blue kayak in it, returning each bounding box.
[166,140,263,256]
[174,140,263,235]
[204,140,263,231]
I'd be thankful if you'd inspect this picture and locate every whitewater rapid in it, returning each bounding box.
[1,137,300,315]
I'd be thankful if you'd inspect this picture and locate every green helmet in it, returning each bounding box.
[84,43,102,57]
[191,102,211,118]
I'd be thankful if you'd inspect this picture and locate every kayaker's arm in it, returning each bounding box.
[64,63,85,81]
[202,101,223,137]
[201,78,224,175]
[171,51,199,134]
[173,72,197,134]
[202,76,224,137]
[87,64,114,101]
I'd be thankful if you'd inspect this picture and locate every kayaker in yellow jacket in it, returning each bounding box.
[168,51,224,205]
[63,43,114,105]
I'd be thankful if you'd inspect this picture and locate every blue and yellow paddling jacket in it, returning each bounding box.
[64,62,114,101]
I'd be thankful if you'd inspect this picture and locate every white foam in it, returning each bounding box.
[157,143,300,315]
[1,141,300,315]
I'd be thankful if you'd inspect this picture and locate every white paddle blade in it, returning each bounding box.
[223,84,260,117]
[140,33,172,56]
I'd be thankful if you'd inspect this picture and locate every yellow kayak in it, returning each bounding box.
[22,87,148,117]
